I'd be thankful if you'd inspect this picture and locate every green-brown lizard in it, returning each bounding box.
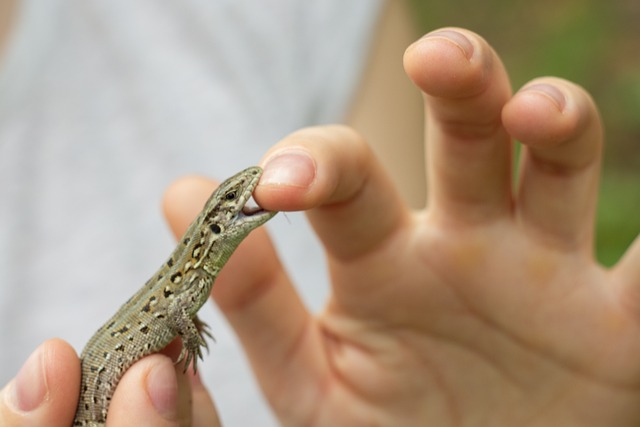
[73,166,276,426]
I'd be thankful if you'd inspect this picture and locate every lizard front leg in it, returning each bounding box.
[166,270,215,373]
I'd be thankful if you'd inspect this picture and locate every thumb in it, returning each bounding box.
[107,354,222,427]
[0,339,80,427]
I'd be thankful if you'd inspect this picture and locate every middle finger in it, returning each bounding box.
[404,28,513,224]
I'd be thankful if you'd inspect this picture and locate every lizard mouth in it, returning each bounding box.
[228,167,277,225]
[239,196,273,220]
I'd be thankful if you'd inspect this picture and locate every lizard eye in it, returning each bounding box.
[210,224,221,234]
[224,191,237,201]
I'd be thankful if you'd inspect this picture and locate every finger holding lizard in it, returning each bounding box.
[0,339,79,427]
[106,354,220,427]
[0,339,220,427]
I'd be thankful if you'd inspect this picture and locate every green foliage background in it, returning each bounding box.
[408,0,640,266]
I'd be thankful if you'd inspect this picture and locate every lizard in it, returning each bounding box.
[72,166,277,427]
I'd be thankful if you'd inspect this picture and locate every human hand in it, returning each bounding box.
[0,339,220,426]
[163,28,640,426]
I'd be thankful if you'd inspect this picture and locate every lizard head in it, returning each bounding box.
[193,166,277,268]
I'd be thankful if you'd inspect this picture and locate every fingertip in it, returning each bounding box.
[521,82,567,111]
[504,78,603,169]
[0,339,79,426]
[504,80,574,145]
[403,27,494,98]
[256,125,370,212]
[257,147,318,211]
[110,355,181,427]
[41,338,81,406]
[145,357,179,422]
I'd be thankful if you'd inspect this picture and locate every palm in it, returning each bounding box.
[318,211,640,425]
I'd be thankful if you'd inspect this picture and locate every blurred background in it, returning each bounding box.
[408,0,640,266]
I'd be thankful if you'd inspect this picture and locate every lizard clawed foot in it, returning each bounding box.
[176,330,208,374]
[173,314,213,373]
[194,316,215,353]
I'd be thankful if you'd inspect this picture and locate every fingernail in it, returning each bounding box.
[261,149,316,188]
[146,360,179,422]
[523,83,566,111]
[423,30,474,59]
[8,345,47,412]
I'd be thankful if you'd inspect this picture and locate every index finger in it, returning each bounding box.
[256,125,412,261]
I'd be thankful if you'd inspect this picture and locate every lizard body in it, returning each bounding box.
[73,166,276,426]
